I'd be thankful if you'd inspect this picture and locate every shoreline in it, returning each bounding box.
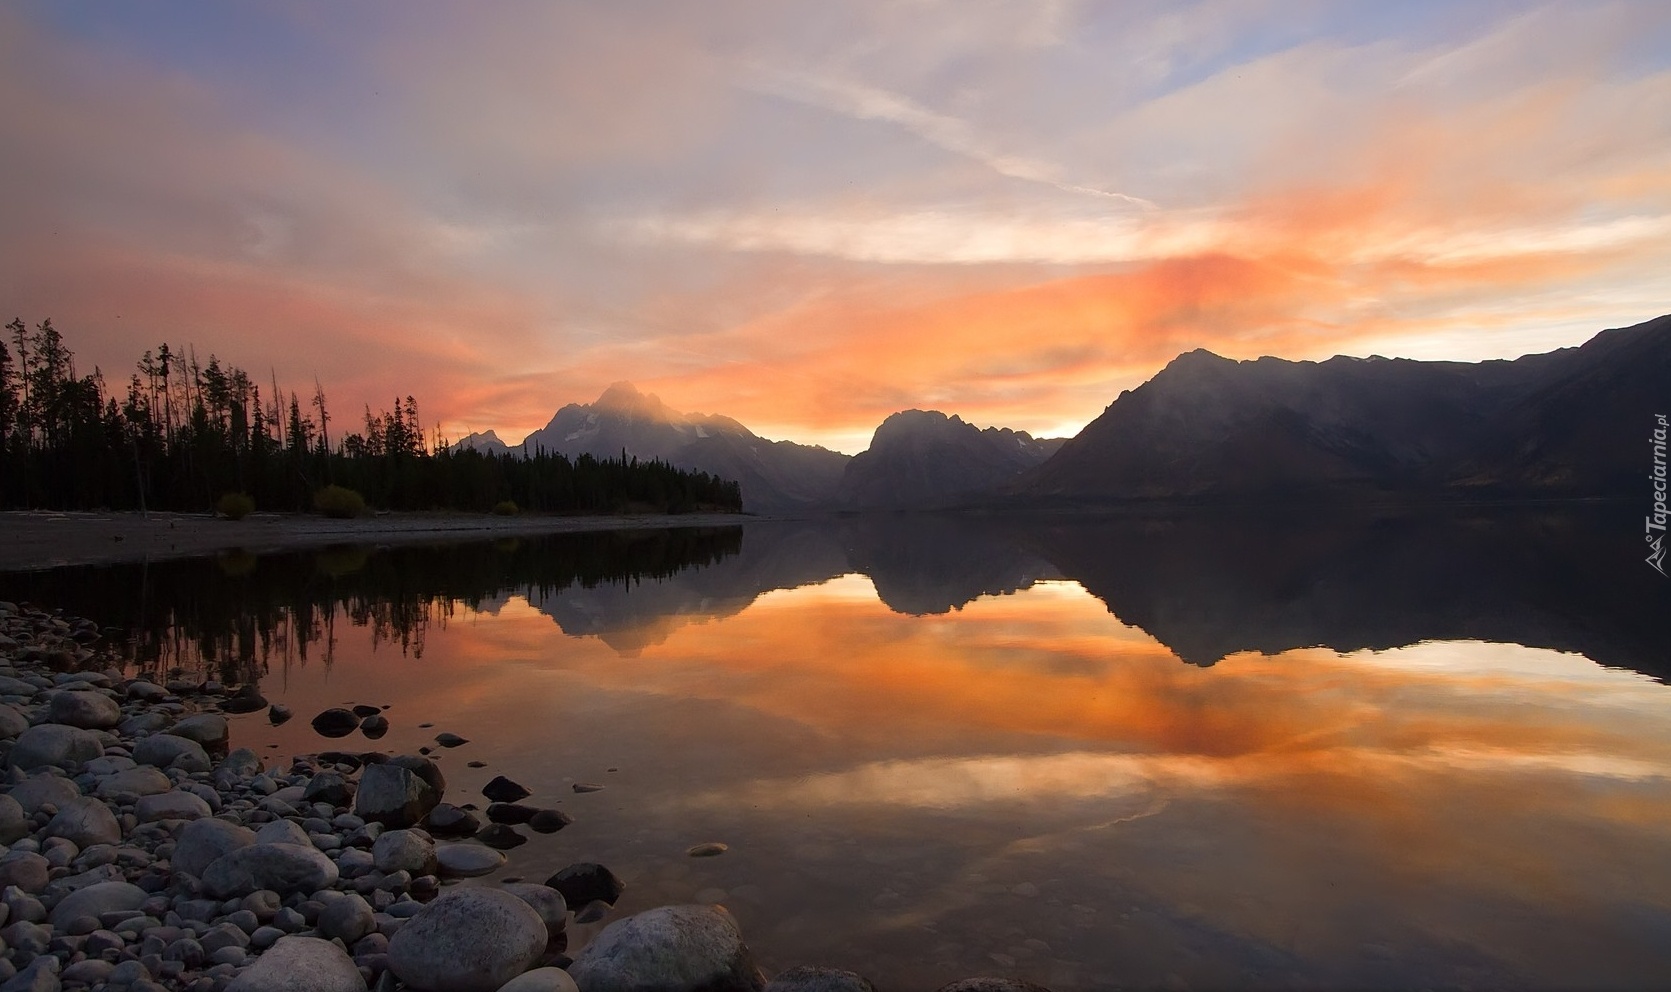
[0,511,771,573]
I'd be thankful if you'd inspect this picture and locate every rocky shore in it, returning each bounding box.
[0,601,1061,992]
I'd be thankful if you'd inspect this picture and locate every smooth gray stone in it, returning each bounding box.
[765,969,878,992]
[172,818,257,878]
[135,790,213,822]
[5,775,79,815]
[8,724,103,771]
[168,714,228,748]
[433,843,504,878]
[254,819,312,847]
[47,880,147,929]
[0,794,26,844]
[132,735,210,773]
[226,935,367,992]
[371,830,436,875]
[44,796,121,847]
[494,969,579,992]
[47,688,121,729]
[352,764,437,829]
[387,888,545,992]
[317,893,375,945]
[934,982,1056,992]
[499,883,566,936]
[0,853,48,894]
[94,766,172,800]
[201,843,340,899]
[568,904,766,992]
[0,705,28,740]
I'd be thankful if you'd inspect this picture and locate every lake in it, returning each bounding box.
[3,508,1670,990]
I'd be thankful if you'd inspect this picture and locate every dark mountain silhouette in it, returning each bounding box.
[837,410,1065,508]
[1021,314,1671,503]
[517,382,850,513]
[448,429,513,456]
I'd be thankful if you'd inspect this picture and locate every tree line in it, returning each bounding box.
[0,318,743,515]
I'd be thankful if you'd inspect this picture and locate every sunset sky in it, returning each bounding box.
[3,2,1668,453]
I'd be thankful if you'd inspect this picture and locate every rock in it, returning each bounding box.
[0,955,59,992]
[214,748,264,788]
[0,852,49,892]
[687,843,728,857]
[0,705,29,739]
[304,771,354,807]
[572,783,604,793]
[45,796,121,847]
[352,705,382,718]
[318,893,376,945]
[169,714,229,748]
[527,809,573,834]
[476,823,526,850]
[499,883,566,935]
[47,688,122,729]
[254,819,313,847]
[227,935,367,992]
[268,704,293,725]
[6,774,80,814]
[311,709,361,738]
[545,863,624,907]
[435,733,468,748]
[94,765,173,799]
[481,776,529,803]
[132,734,211,772]
[387,754,446,794]
[387,887,546,992]
[423,804,481,837]
[433,843,505,878]
[0,794,25,844]
[765,968,877,992]
[353,764,438,828]
[934,982,1055,992]
[486,803,539,825]
[495,970,579,992]
[360,715,389,739]
[372,830,437,875]
[173,817,257,877]
[8,724,104,770]
[221,685,268,714]
[47,880,147,928]
[135,790,213,822]
[201,843,340,898]
[568,904,765,992]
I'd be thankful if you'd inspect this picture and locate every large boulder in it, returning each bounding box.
[372,829,437,875]
[500,883,567,936]
[94,765,173,799]
[227,935,367,992]
[353,763,439,828]
[133,733,211,772]
[201,843,339,898]
[47,689,122,729]
[387,887,547,992]
[7,774,80,814]
[47,880,147,929]
[567,905,765,992]
[135,789,213,822]
[0,704,30,739]
[170,714,229,749]
[44,796,121,847]
[173,817,257,878]
[8,724,103,770]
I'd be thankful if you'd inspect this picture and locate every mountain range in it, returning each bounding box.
[456,314,1669,510]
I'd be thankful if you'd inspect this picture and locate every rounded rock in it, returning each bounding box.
[388,887,547,992]
[9,723,104,770]
[568,904,765,992]
[0,793,26,844]
[933,982,1055,992]
[434,843,505,878]
[353,763,439,829]
[226,934,367,992]
[47,880,148,929]
[201,842,340,899]
[318,893,376,945]
[372,829,437,875]
[499,882,567,936]
[45,795,122,847]
[47,688,122,729]
[173,817,258,878]
[7,773,81,814]
[310,709,361,738]
[94,765,173,799]
[132,734,211,772]
[135,789,213,822]
[765,967,878,992]
[545,862,624,907]
[169,714,229,748]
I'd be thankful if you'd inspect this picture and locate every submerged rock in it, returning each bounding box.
[481,775,530,803]
[311,708,361,738]
[546,862,624,907]
[568,904,766,992]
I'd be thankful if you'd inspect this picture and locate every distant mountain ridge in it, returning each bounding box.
[448,429,513,456]
[838,410,1065,508]
[517,382,851,513]
[1019,314,1671,503]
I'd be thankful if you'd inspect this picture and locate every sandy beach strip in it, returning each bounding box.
[0,509,765,572]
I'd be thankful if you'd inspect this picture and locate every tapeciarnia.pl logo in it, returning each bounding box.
[1649,413,1668,576]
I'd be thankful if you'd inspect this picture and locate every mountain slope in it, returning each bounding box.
[448,430,513,456]
[838,410,1064,508]
[1021,315,1670,502]
[518,382,850,512]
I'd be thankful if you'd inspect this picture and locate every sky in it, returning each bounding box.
[2,1,1668,453]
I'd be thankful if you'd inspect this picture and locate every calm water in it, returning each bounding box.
[4,509,1671,991]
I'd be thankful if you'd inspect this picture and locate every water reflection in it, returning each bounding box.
[2,509,1670,989]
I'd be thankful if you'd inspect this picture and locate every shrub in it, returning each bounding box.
[490,500,520,516]
[215,492,254,520]
[313,485,367,519]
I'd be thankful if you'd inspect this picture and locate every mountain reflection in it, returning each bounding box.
[1,505,1666,680]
